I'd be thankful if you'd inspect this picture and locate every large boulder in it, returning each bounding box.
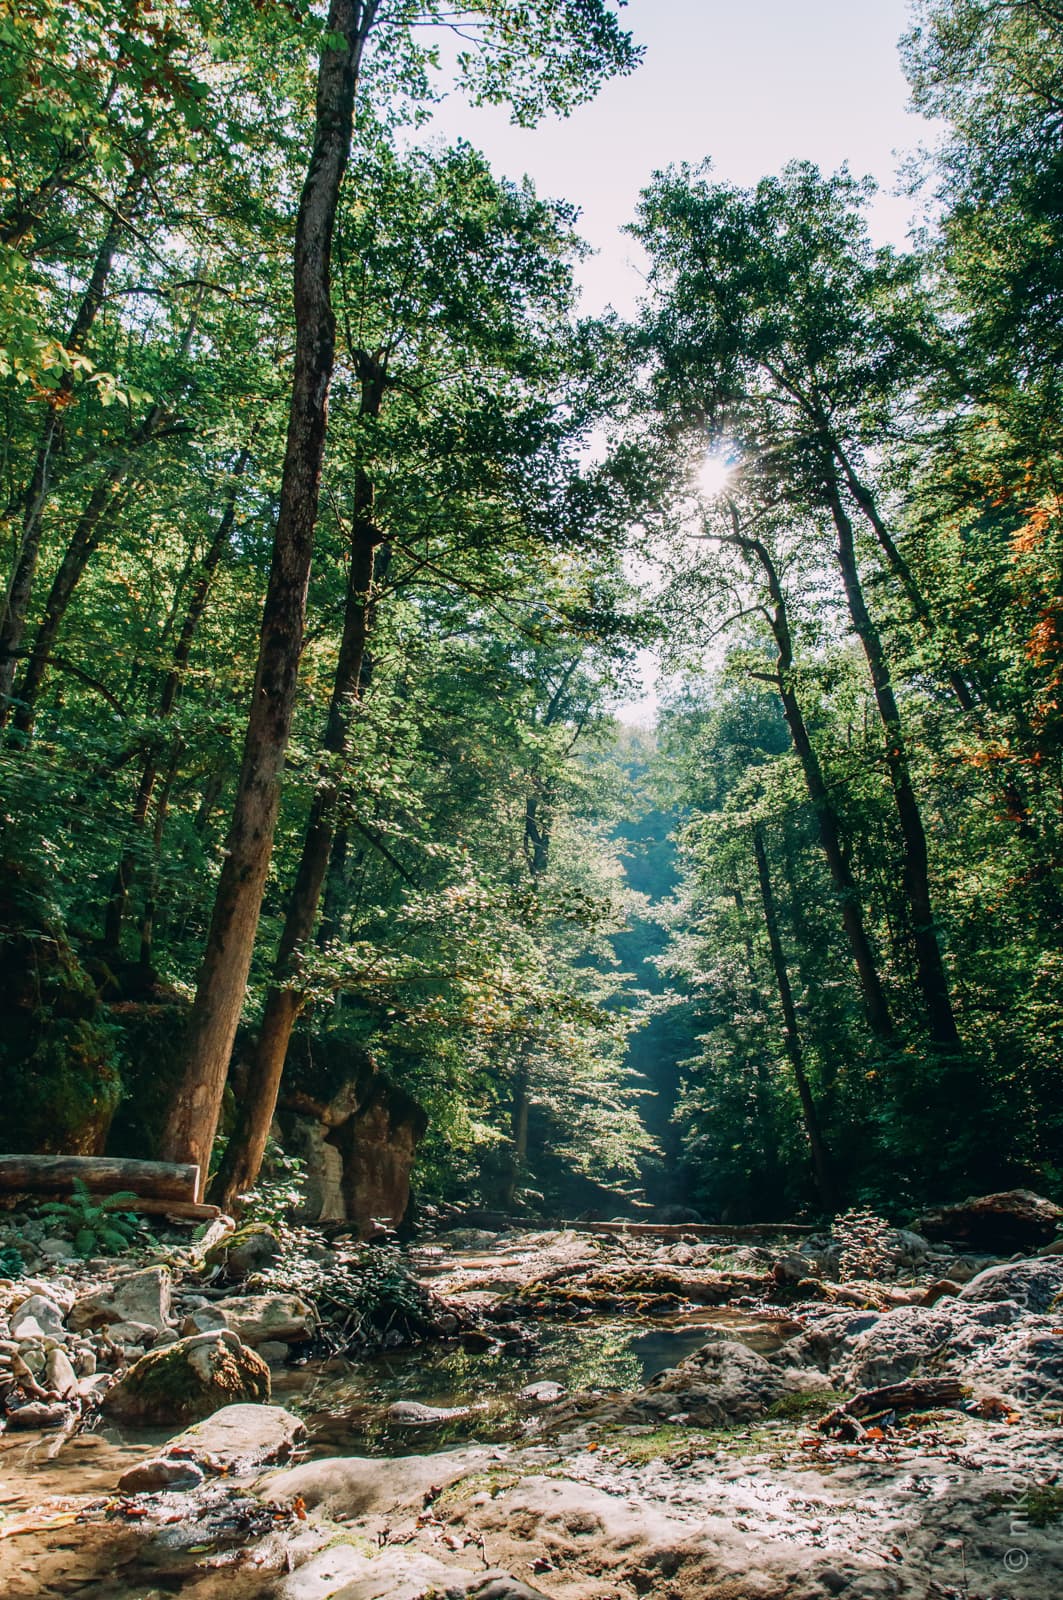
[69,1265,174,1335]
[103,1330,269,1424]
[204,1224,282,1281]
[957,1255,1063,1313]
[916,1189,1063,1252]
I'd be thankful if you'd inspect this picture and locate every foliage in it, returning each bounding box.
[257,1229,431,1349]
[239,1143,310,1229]
[36,1180,145,1257]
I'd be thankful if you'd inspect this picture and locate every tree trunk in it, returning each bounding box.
[734,530,895,1043]
[103,443,254,954]
[161,4,376,1190]
[0,1153,198,1202]
[752,824,837,1213]
[824,470,962,1050]
[0,178,140,720]
[211,479,382,1209]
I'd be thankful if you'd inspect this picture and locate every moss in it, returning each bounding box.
[105,1337,270,1425]
[990,1485,1063,1528]
[766,1390,846,1421]
[431,1467,522,1514]
[611,1424,715,1464]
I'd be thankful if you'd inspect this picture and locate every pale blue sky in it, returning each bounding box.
[428,0,930,316]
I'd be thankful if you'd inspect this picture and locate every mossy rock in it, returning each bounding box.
[103,1331,270,1425]
[204,1224,282,1280]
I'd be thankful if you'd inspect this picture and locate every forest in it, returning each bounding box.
[2,0,1060,1229]
[2,3,1063,1596]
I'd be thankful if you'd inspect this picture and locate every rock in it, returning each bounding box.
[108,1320,158,1347]
[165,1402,305,1472]
[258,1340,290,1365]
[45,1346,78,1398]
[210,1293,313,1346]
[519,1381,566,1404]
[10,1294,65,1340]
[204,1224,281,1280]
[69,1266,174,1334]
[387,1401,471,1424]
[118,1456,206,1493]
[6,1402,69,1429]
[180,1305,228,1337]
[629,1336,787,1425]
[262,1446,493,1518]
[103,1330,270,1424]
[39,1238,76,1261]
[957,1255,1063,1313]
[916,1188,1063,1252]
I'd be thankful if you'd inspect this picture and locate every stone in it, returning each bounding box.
[45,1346,78,1398]
[387,1400,471,1424]
[108,1320,158,1347]
[69,1266,174,1334]
[10,1294,65,1340]
[258,1340,290,1365]
[916,1189,1063,1252]
[211,1293,313,1346]
[39,1238,76,1261]
[103,1330,270,1424]
[204,1224,282,1280]
[181,1305,228,1337]
[957,1255,1063,1313]
[262,1446,494,1518]
[165,1402,305,1472]
[519,1381,565,1404]
[922,1278,962,1306]
[628,1336,787,1425]
[118,1456,206,1493]
[6,1402,69,1429]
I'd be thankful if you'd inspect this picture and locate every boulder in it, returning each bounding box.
[11,1295,66,1340]
[163,1401,305,1472]
[957,1255,1063,1313]
[6,1401,70,1429]
[118,1457,206,1493]
[387,1401,471,1425]
[103,1330,269,1424]
[627,1336,787,1425]
[204,1224,281,1280]
[69,1265,173,1334]
[45,1346,78,1398]
[916,1189,1063,1252]
[262,1446,493,1518]
[210,1293,313,1346]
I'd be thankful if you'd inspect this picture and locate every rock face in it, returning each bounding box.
[916,1188,1063,1252]
[276,1034,428,1235]
[103,1330,270,1424]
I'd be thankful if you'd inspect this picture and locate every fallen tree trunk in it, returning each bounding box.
[0,1154,199,1203]
[818,1378,966,1433]
[570,1220,815,1240]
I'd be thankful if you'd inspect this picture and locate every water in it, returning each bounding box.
[274,1307,792,1456]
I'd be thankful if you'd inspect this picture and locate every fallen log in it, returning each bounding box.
[0,1154,199,1204]
[116,1198,221,1222]
[818,1378,966,1433]
[569,1220,815,1241]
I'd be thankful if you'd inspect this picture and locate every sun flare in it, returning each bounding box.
[698,452,734,499]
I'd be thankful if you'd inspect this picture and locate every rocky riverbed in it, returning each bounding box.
[2,1201,1062,1598]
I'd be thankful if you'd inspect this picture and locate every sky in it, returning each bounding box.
[425,0,933,715]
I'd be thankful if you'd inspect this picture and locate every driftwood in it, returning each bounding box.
[570,1220,815,1241]
[114,1198,221,1222]
[0,1154,199,1204]
[818,1378,966,1433]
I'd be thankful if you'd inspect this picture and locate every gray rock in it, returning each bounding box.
[6,1401,69,1430]
[103,1329,270,1424]
[69,1266,174,1334]
[205,1224,282,1281]
[630,1336,786,1425]
[211,1293,313,1346]
[10,1294,65,1340]
[519,1381,565,1404]
[957,1256,1063,1313]
[164,1401,305,1472]
[45,1346,78,1398]
[181,1306,229,1337]
[118,1456,206,1493]
[257,1341,290,1365]
[39,1238,77,1261]
[387,1400,471,1424]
